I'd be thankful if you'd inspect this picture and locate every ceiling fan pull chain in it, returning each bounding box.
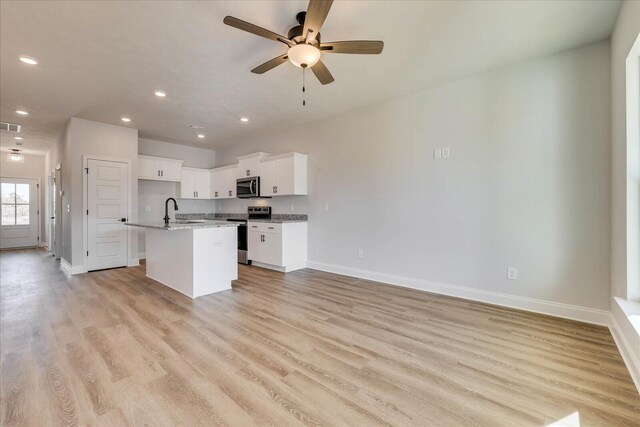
[302,66,306,106]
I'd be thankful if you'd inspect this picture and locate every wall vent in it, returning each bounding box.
[0,122,21,133]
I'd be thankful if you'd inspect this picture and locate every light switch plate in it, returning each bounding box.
[434,148,442,159]
[145,205,151,212]
[507,267,518,280]
[442,147,450,158]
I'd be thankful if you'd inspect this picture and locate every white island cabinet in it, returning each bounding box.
[126,221,238,298]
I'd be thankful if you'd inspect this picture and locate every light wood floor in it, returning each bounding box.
[1,249,639,426]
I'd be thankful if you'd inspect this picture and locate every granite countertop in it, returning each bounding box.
[125,220,239,231]
[175,213,308,223]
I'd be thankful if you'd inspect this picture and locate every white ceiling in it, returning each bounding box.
[0,0,621,155]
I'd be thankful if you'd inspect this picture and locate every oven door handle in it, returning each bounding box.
[250,179,257,195]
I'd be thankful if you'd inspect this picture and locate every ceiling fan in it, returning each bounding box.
[223,0,384,86]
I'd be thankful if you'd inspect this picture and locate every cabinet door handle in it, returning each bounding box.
[229,190,232,196]
[268,226,274,229]
[161,170,164,177]
[251,225,258,228]
[215,191,218,197]
[157,170,160,177]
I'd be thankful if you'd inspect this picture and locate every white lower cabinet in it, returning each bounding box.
[247,221,307,272]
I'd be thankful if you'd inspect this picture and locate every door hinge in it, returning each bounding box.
[85,167,89,174]
[87,250,89,256]
[86,209,89,215]
[37,210,39,215]
[37,183,40,189]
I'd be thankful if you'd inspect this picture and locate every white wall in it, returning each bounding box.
[137,138,216,256]
[0,152,46,246]
[609,0,640,390]
[215,41,611,312]
[66,118,139,267]
[611,0,640,302]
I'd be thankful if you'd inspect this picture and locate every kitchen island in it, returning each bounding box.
[126,220,239,298]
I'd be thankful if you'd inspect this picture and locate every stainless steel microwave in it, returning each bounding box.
[236,176,260,198]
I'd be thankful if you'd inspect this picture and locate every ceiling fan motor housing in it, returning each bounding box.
[288,25,320,46]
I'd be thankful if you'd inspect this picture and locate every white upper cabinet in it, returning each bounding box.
[259,153,307,196]
[237,152,271,179]
[181,168,211,199]
[211,165,239,199]
[259,159,276,197]
[138,155,183,182]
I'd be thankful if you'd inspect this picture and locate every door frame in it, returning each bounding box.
[54,163,62,259]
[0,175,41,249]
[82,154,134,273]
[48,169,55,254]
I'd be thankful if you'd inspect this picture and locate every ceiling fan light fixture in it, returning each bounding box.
[287,44,320,68]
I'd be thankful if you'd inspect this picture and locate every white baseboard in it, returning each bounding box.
[138,252,146,260]
[60,258,84,275]
[128,258,140,267]
[251,261,307,273]
[306,261,611,326]
[609,301,640,393]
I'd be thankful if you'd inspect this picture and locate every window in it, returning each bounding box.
[1,182,30,225]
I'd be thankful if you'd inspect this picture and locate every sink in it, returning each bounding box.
[171,220,204,224]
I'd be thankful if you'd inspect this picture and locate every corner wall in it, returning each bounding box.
[609,0,640,391]
[215,40,612,316]
[611,0,640,301]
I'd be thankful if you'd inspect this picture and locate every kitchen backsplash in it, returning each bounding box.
[176,212,308,221]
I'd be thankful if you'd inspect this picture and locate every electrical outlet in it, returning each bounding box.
[145,205,151,212]
[357,249,364,259]
[433,148,442,159]
[324,202,329,212]
[507,267,518,280]
[442,147,450,158]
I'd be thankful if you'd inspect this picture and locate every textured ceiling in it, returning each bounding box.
[0,0,621,155]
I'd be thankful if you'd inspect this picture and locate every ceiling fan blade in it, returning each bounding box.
[223,16,293,46]
[311,60,334,85]
[321,40,384,54]
[303,0,333,44]
[251,54,289,74]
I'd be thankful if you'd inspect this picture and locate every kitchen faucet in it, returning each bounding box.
[164,198,178,225]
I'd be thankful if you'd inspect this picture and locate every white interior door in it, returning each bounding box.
[87,159,128,271]
[0,178,39,249]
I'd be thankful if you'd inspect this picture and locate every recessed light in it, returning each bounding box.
[19,56,37,65]
[121,117,131,122]
[155,90,166,97]
[16,110,28,115]
[13,136,23,140]
[197,134,205,139]
[240,117,249,122]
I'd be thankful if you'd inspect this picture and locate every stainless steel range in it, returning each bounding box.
[227,206,271,264]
